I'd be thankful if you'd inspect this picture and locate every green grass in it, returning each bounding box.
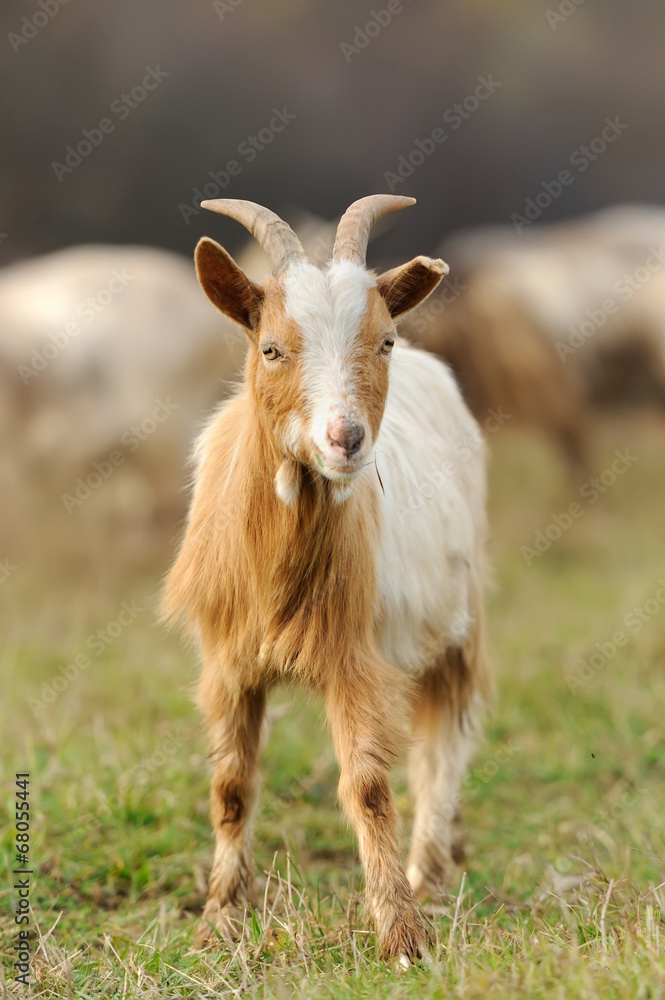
[2,413,664,998]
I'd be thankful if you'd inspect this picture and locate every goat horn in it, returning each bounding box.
[200,199,307,275]
[332,195,416,265]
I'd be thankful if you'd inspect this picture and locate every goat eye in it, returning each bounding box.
[381,337,395,355]
[262,344,281,361]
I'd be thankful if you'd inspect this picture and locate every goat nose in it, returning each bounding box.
[327,421,365,458]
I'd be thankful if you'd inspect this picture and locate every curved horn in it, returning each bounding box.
[200,199,307,275]
[332,194,416,265]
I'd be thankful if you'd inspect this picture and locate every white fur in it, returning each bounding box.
[373,341,487,674]
[283,261,375,473]
[280,412,306,458]
[275,458,300,505]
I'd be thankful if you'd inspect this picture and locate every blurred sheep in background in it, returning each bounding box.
[401,271,589,472]
[440,204,665,409]
[0,245,244,555]
[402,204,665,473]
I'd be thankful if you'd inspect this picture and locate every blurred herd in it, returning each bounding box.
[3,0,665,584]
[405,204,665,471]
[2,201,665,576]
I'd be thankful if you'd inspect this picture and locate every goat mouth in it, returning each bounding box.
[314,453,366,478]
[330,463,359,476]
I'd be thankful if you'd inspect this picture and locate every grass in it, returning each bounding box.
[1,412,664,998]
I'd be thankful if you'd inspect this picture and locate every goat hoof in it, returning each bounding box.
[380,912,427,965]
[393,936,429,968]
[195,901,248,947]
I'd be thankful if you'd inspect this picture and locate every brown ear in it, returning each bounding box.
[195,237,264,333]
[377,255,449,318]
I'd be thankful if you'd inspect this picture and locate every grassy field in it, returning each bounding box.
[2,413,664,998]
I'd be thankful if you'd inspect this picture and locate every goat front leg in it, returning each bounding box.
[196,685,265,946]
[324,658,425,964]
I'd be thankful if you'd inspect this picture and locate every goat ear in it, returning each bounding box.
[195,237,265,334]
[377,255,449,318]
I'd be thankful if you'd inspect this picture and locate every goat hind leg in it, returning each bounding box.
[406,667,474,908]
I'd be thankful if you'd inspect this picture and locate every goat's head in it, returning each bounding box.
[195,195,448,502]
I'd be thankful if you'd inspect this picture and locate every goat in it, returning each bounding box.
[162,195,491,964]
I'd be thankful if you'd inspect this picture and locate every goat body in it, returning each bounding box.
[163,196,491,964]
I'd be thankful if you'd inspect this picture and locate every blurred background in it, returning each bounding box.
[1,2,665,988]
[2,0,665,582]
[2,0,665,261]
